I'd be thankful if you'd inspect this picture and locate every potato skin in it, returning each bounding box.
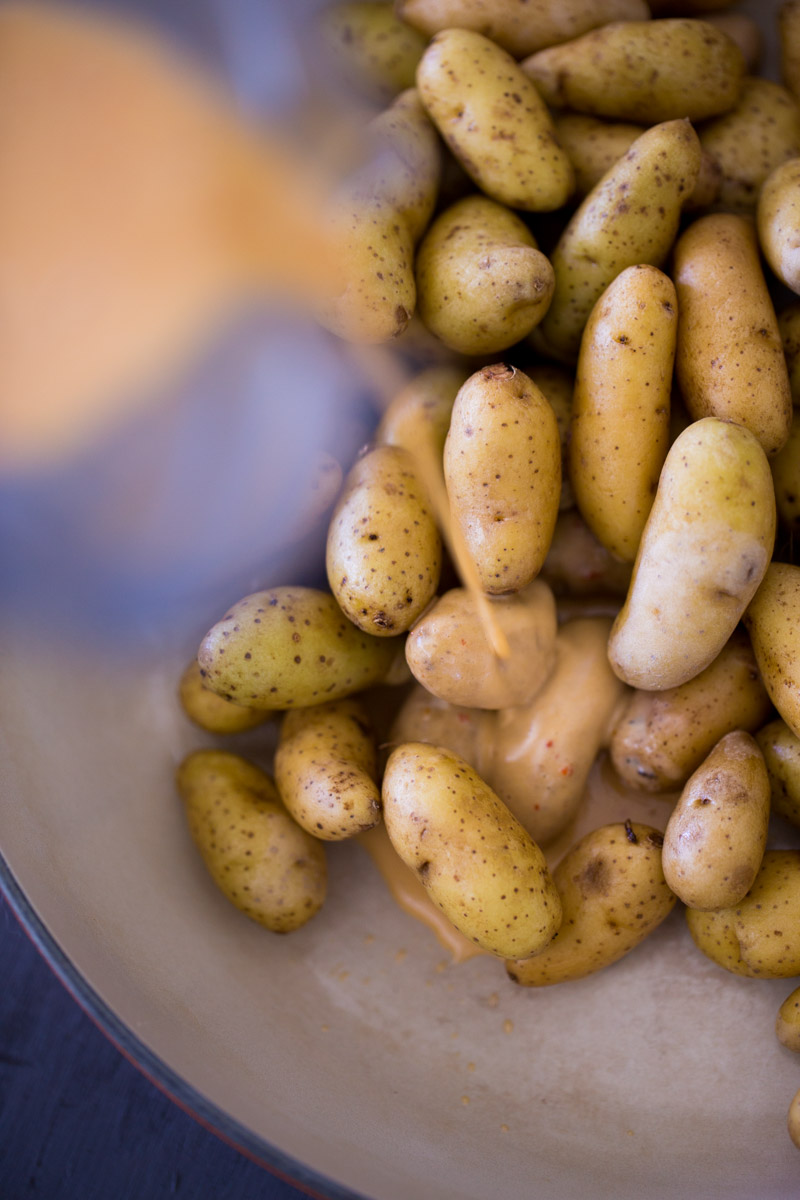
[778,303,800,405]
[506,822,675,986]
[686,850,800,977]
[375,365,467,460]
[327,444,441,636]
[521,19,745,124]
[416,29,574,212]
[388,684,492,776]
[444,364,561,594]
[382,742,562,958]
[179,660,272,735]
[662,731,770,911]
[274,699,380,840]
[777,985,800,1053]
[744,563,800,740]
[320,2,427,103]
[755,718,800,828]
[780,0,800,106]
[758,158,800,298]
[540,509,632,598]
[405,580,557,710]
[609,629,772,792]
[569,264,674,562]
[771,410,800,532]
[198,587,397,709]
[674,214,792,456]
[527,365,575,512]
[176,751,326,933]
[608,418,776,691]
[415,195,555,355]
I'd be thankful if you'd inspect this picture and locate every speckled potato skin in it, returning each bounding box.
[405,580,557,709]
[274,699,380,840]
[526,365,575,512]
[388,684,492,775]
[179,660,272,735]
[755,718,800,828]
[702,14,761,73]
[489,617,629,845]
[662,731,770,911]
[326,444,441,636]
[698,78,800,213]
[540,509,632,597]
[780,0,800,106]
[383,742,562,958]
[758,158,800,298]
[444,364,561,594]
[375,365,467,460]
[415,195,555,355]
[608,418,776,691]
[416,29,574,212]
[176,751,326,933]
[609,629,772,793]
[778,304,800,404]
[521,19,745,124]
[319,3,428,103]
[506,822,675,986]
[198,588,397,709]
[744,563,800,740]
[367,89,442,244]
[674,214,792,455]
[771,410,800,532]
[536,119,701,363]
[569,265,674,563]
[396,0,648,59]
[777,985,800,1052]
[686,850,800,978]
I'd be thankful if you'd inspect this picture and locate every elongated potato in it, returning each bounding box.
[569,265,674,562]
[176,751,326,932]
[383,742,562,958]
[674,214,792,455]
[744,563,800,739]
[537,120,701,362]
[416,29,574,212]
[540,509,633,597]
[527,364,575,511]
[179,660,272,735]
[662,731,770,911]
[778,303,800,404]
[319,2,427,103]
[608,418,776,691]
[758,158,800,297]
[506,822,675,986]
[388,684,492,776]
[701,14,761,73]
[771,410,800,531]
[327,444,441,636]
[686,850,800,977]
[444,364,561,594]
[375,365,467,460]
[755,718,800,827]
[780,0,800,104]
[274,698,380,840]
[777,986,800,1052]
[405,580,557,709]
[367,88,442,243]
[415,195,555,355]
[610,630,772,792]
[198,587,397,709]
[522,20,745,124]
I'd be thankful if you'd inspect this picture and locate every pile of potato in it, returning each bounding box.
[175,0,800,1149]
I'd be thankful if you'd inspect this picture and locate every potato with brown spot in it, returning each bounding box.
[176,751,326,933]
[415,195,555,356]
[686,850,800,977]
[179,660,273,735]
[327,444,441,636]
[662,731,770,911]
[745,563,800,740]
[758,158,800,299]
[755,718,800,828]
[416,29,574,212]
[780,0,800,105]
[198,587,397,709]
[375,364,467,460]
[540,510,632,598]
[522,20,745,123]
[319,2,427,104]
[778,303,800,404]
[771,410,800,532]
[701,13,761,73]
[382,742,561,958]
[274,698,381,840]
[610,629,772,793]
[526,364,575,512]
[505,822,675,986]
[777,985,800,1052]
[444,365,561,595]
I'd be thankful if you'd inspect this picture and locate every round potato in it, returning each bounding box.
[777,985,800,1053]
[375,364,467,460]
[757,158,800,298]
[319,2,427,103]
[744,563,800,739]
[382,742,562,959]
[540,509,632,597]
[755,718,800,828]
[179,660,272,735]
[662,730,770,911]
[176,751,326,933]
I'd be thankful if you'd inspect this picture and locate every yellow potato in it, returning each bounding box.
[522,19,745,124]
[610,629,772,792]
[758,157,800,298]
[415,195,555,355]
[755,718,800,828]
[780,0,800,105]
[375,364,467,460]
[744,563,800,739]
[382,742,562,958]
[274,698,380,840]
[790,1089,800,1150]
[662,730,770,911]
[526,364,575,511]
[367,88,442,242]
[405,580,557,709]
[778,303,800,404]
[686,850,800,977]
[396,0,649,59]
[179,660,272,735]
[569,264,675,563]
[674,213,792,455]
[176,751,326,933]
[326,444,441,636]
[540,509,632,597]
[701,14,761,73]
[608,418,776,691]
[319,2,427,103]
[444,364,561,594]
[416,29,574,212]
[771,409,800,531]
[198,587,397,709]
[506,822,675,986]
[537,119,701,362]
[388,683,491,775]
[777,985,800,1052]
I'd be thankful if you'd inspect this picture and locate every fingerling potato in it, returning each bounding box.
[755,718,800,828]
